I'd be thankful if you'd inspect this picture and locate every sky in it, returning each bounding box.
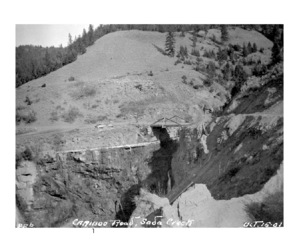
[16,24,96,47]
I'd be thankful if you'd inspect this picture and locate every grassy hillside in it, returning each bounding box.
[16,27,273,133]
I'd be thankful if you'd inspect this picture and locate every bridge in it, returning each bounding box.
[150,115,190,128]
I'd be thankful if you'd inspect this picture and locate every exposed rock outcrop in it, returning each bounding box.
[16,144,160,227]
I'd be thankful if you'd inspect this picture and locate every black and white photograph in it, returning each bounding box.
[6,1,294,232]
[14,23,284,228]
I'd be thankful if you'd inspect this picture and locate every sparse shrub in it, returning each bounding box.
[68,76,75,81]
[207,61,217,77]
[134,84,143,91]
[184,60,192,65]
[50,111,59,122]
[203,77,213,87]
[52,133,66,151]
[49,105,66,122]
[191,48,200,57]
[181,75,188,84]
[16,106,37,125]
[16,146,32,168]
[25,96,32,105]
[16,144,41,168]
[196,57,203,63]
[194,64,205,73]
[91,104,99,109]
[232,44,241,52]
[82,86,96,97]
[217,49,228,62]
[193,84,201,90]
[116,113,124,119]
[70,83,97,100]
[113,99,119,104]
[203,50,216,59]
[253,63,268,76]
[84,115,107,124]
[174,59,182,65]
[61,106,83,123]
[148,70,153,76]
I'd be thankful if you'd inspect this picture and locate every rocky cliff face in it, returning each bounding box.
[171,69,283,200]
[16,127,179,227]
[16,144,160,227]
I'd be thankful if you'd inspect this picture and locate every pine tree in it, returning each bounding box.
[203,25,209,40]
[82,29,88,47]
[68,34,73,46]
[192,34,197,48]
[87,24,94,46]
[252,43,257,53]
[242,43,249,57]
[223,62,232,80]
[221,25,228,42]
[247,42,252,54]
[76,36,86,55]
[271,42,282,64]
[165,31,175,57]
[44,48,52,73]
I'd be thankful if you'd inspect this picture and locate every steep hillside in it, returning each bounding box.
[16,28,272,131]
